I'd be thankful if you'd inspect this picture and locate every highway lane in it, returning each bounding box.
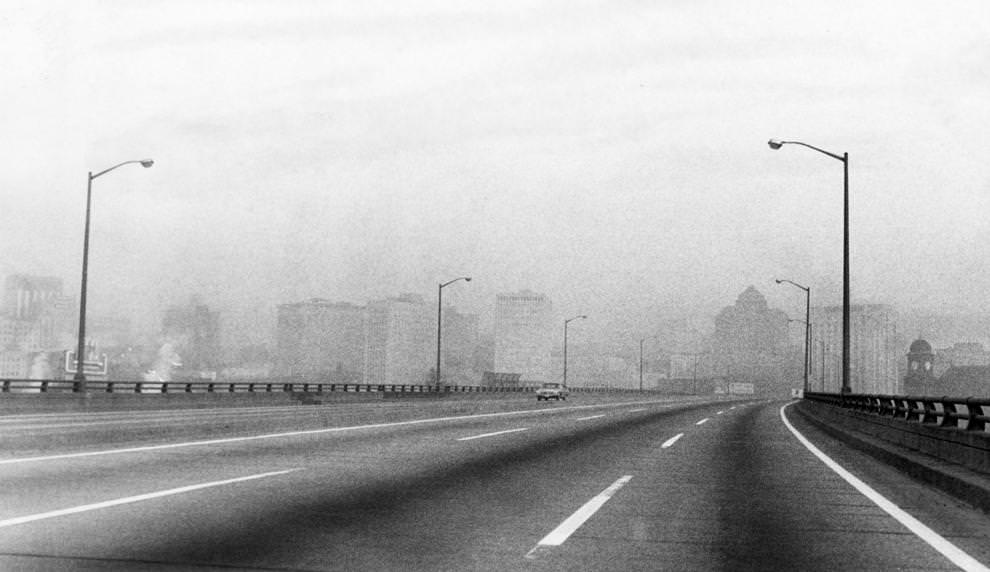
[0,398,988,570]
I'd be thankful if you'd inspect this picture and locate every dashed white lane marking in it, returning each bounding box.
[526,475,633,557]
[456,428,528,441]
[0,400,683,467]
[628,408,647,413]
[729,406,737,410]
[661,433,684,448]
[0,469,299,529]
[695,418,709,425]
[780,403,990,572]
[575,414,606,421]
[716,410,725,415]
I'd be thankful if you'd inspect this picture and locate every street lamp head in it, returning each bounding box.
[579,315,587,319]
[464,277,472,282]
[767,139,784,150]
[140,159,154,168]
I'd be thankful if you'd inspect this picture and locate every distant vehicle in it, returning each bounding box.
[536,382,569,401]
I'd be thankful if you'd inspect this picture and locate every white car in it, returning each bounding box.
[536,382,569,401]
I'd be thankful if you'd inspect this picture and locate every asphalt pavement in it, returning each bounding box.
[0,397,988,571]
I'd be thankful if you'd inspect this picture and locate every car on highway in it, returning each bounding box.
[536,382,569,401]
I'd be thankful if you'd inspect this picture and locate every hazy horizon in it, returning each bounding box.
[3,1,988,353]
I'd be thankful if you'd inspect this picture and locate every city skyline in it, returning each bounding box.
[2,2,988,356]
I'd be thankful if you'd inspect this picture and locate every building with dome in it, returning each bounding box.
[709,286,791,396]
[903,338,989,397]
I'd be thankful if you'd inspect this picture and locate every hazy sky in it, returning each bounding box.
[2,1,988,348]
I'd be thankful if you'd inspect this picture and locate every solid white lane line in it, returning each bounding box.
[0,469,299,529]
[456,428,528,441]
[695,418,709,425]
[661,433,684,448]
[575,414,606,421]
[0,401,684,466]
[534,476,633,547]
[628,408,647,412]
[780,403,990,572]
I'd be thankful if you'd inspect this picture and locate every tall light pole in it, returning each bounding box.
[776,278,811,395]
[768,139,850,394]
[563,315,586,387]
[74,159,154,392]
[436,276,471,391]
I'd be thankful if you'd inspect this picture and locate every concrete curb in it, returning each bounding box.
[793,400,990,514]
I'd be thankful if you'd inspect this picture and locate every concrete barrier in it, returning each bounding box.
[794,399,990,513]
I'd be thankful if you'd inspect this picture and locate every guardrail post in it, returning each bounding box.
[964,399,986,432]
[939,399,958,428]
[900,398,916,422]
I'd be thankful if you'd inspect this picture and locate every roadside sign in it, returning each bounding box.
[728,382,755,395]
[64,351,109,375]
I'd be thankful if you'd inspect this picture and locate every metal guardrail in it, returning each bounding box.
[0,379,646,396]
[805,391,990,433]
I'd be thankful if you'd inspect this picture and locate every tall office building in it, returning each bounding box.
[442,307,480,385]
[3,275,64,320]
[494,290,552,384]
[276,299,366,380]
[812,303,898,395]
[0,275,75,378]
[363,294,432,385]
[161,300,221,373]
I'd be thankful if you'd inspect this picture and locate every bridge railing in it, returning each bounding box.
[805,391,990,433]
[0,378,651,396]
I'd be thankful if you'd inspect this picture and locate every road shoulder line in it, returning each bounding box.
[780,402,989,572]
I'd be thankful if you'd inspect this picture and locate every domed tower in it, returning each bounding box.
[904,339,936,394]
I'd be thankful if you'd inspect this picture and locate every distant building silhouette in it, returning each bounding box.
[275,299,365,381]
[904,338,989,397]
[442,306,480,385]
[494,290,552,384]
[363,294,432,385]
[161,299,221,375]
[812,304,899,395]
[710,286,789,395]
[0,274,75,378]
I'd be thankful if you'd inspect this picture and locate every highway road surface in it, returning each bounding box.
[1,397,988,571]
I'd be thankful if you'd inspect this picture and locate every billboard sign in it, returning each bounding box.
[728,382,755,395]
[64,351,109,376]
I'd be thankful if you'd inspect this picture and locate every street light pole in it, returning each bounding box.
[563,315,586,387]
[776,278,811,395]
[436,276,471,392]
[74,159,154,392]
[768,140,850,394]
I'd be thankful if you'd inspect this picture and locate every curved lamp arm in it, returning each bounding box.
[768,140,844,163]
[91,159,154,180]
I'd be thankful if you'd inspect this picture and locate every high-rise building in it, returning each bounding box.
[161,300,221,374]
[442,307,480,385]
[1,275,75,378]
[3,275,65,320]
[494,290,552,384]
[363,294,432,385]
[812,303,898,395]
[710,286,790,395]
[275,299,366,380]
